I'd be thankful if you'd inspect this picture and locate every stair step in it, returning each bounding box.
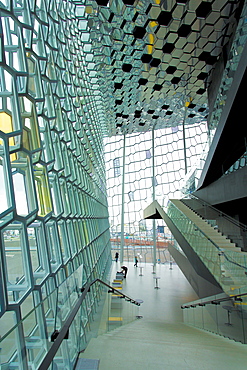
[170,199,247,292]
[108,317,123,323]
[172,200,242,251]
[75,358,100,370]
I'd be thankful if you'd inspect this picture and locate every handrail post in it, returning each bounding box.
[181,292,247,309]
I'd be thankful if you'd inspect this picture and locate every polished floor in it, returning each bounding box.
[79,261,247,369]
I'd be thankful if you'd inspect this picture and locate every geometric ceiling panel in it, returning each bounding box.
[84,0,244,136]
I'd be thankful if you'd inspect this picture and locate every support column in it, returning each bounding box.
[152,127,156,266]
[120,134,126,264]
[182,104,188,175]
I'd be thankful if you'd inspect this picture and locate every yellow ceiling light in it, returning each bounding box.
[147,33,155,55]
[185,97,193,107]
[149,21,158,28]
[148,33,154,44]
[147,44,153,54]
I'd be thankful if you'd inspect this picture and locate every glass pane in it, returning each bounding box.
[2,223,31,303]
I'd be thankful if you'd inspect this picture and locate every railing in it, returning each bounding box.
[111,246,171,264]
[184,194,247,233]
[225,151,247,176]
[39,278,139,370]
[181,292,247,309]
[182,194,247,252]
[0,279,140,370]
[167,201,247,294]
[181,292,247,343]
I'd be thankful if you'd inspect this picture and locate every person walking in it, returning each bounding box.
[115,252,119,262]
[134,256,138,267]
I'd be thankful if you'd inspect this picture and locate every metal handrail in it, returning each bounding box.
[169,201,247,272]
[186,194,247,232]
[38,278,140,370]
[181,292,247,310]
[193,222,247,272]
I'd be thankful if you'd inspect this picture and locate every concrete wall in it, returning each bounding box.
[195,166,247,206]
[169,245,223,299]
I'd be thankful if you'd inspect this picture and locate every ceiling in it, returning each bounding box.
[84,0,243,136]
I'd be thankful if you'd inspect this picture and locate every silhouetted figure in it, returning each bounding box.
[134,256,138,267]
[121,266,128,278]
[115,252,119,262]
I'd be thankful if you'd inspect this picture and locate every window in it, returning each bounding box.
[146,150,151,159]
[113,157,121,177]
[128,191,134,201]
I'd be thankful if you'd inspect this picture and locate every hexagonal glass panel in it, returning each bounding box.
[0,134,14,227]
[45,220,62,273]
[27,221,50,284]
[11,152,37,219]
[33,163,53,218]
[1,222,32,303]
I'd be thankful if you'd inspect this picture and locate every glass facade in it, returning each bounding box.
[0,1,111,369]
[105,124,208,225]
[105,122,208,263]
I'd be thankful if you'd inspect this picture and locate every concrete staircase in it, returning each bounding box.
[170,199,247,291]
[173,199,242,253]
[77,262,247,370]
[78,316,247,370]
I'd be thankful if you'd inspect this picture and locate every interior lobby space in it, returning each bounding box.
[80,262,247,370]
[0,0,247,369]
